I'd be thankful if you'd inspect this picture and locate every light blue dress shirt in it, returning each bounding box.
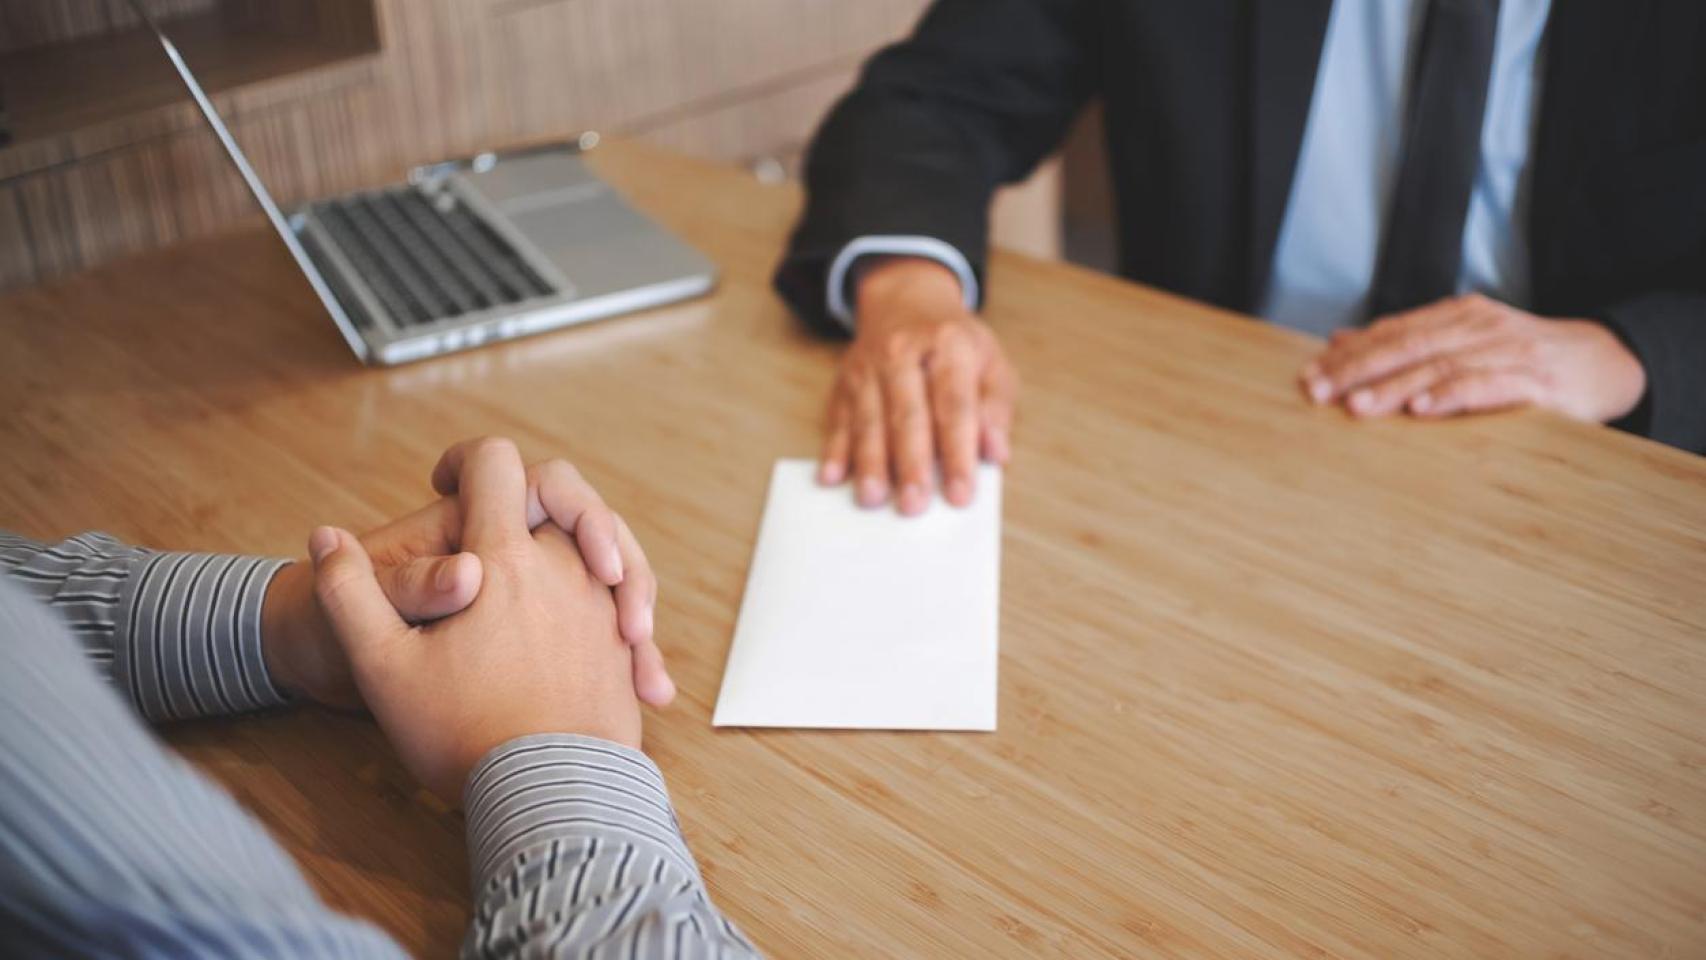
[830,0,1555,338]
[1262,0,1554,336]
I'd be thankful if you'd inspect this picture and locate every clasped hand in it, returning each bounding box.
[307,437,646,801]
[262,438,670,792]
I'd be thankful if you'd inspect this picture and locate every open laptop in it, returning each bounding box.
[134,2,717,365]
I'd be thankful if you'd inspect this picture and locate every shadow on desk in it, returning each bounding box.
[165,708,472,949]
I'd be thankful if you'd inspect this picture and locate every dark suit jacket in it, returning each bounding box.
[776,1,1706,454]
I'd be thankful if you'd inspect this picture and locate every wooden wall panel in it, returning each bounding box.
[57,149,166,265]
[0,186,34,289]
[0,0,215,53]
[12,174,84,278]
[477,0,924,145]
[992,159,1064,262]
[0,0,1071,293]
[630,64,861,168]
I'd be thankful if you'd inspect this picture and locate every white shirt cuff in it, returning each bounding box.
[825,235,981,332]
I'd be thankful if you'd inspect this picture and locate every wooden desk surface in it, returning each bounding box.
[2,141,1704,959]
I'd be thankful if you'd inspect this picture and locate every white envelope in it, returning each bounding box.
[712,459,1002,731]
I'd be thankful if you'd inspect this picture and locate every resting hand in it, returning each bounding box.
[308,438,641,802]
[822,256,1016,515]
[1298,294,1646,423]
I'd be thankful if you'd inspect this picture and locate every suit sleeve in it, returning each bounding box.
[774,0,1098,334]
[1601,292,1706,455]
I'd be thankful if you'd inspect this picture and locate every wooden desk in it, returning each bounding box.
[2,141,1703,958]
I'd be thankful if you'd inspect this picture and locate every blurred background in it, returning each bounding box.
[0,0,1117,295]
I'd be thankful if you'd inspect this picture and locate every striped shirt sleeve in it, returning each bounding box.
[462,734,759,958]
[0,576,404,958]
[0,530,291,722]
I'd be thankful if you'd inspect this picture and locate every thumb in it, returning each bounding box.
[376,552,483,622]
[309,526,410,654]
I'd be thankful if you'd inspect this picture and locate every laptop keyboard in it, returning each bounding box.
[305,188,557,327]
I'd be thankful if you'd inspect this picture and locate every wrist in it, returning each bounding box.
[854,256,968,325]
[259,560,317,699]
[1578,318,1649,422]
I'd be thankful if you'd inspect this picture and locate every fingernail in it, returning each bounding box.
[435,556,462,592]
[309,526,338,563]
[1349,388,1373,414]
[639,605,655,639]
[1307,377,1331,404]
[1410,393,1432,414]
[819,461,845,485]
[856,477,884,507]
[989,431,1011,464]
[946,477,972,505]
[900,484,926,514]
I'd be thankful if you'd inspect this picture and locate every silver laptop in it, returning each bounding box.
[137,3,717,365]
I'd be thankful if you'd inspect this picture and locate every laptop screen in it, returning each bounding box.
[122,0,370,361]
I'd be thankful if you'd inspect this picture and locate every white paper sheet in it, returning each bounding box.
[712,459,1002,731]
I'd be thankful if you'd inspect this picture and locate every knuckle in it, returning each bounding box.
[878,336,917,367]
[624,557,657,591]
[1396,331,1431,355]
[854,426,884,456]
[931,322,973,352]
[493,538,535,570]
[470,436,520,461]
[1468,312,1502,335]
[938,386,974,412]
[1460,293,1497,314]
[880,361,916,386]
[890,405,931,436]
[539,458,586,489]
[1465,372,1498,397]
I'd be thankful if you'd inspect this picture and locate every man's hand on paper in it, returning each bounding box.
[820,256,1016,516]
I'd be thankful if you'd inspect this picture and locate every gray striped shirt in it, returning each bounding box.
[0,531,757,958]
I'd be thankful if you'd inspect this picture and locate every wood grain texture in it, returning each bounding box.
[3,140,1700,958]
[0,0,942,290]
[0,0,215,53]
[0,3,379,145]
